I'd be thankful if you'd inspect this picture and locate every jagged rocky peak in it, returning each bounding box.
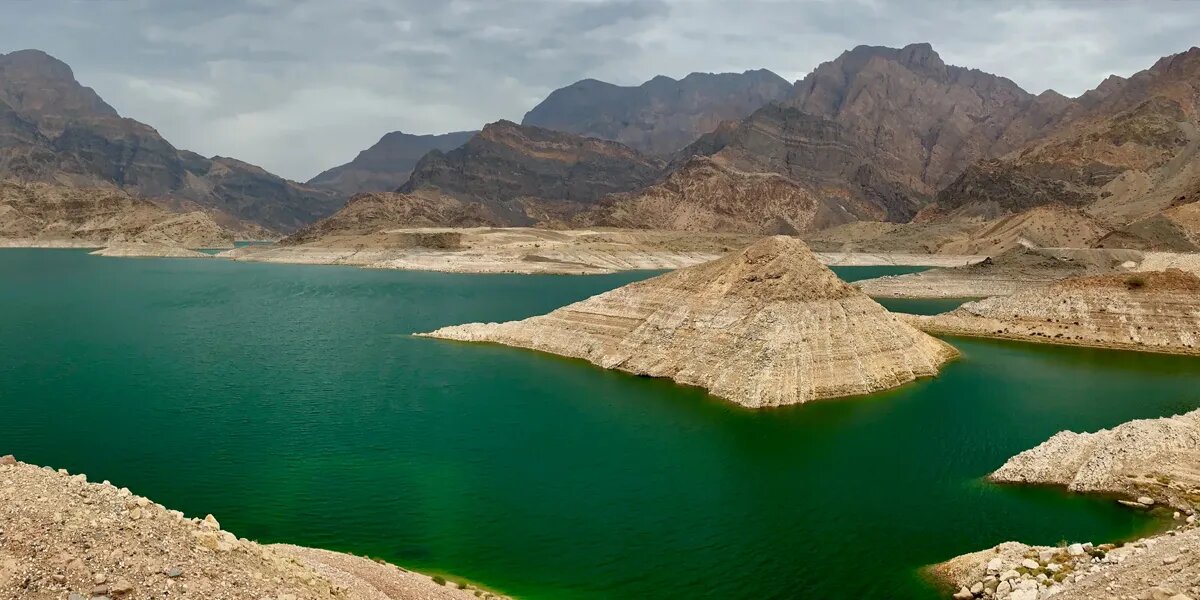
[522,69,792,155]
[421,235,958,408]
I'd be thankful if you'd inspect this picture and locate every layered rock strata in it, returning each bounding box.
[990,408,1200,510]
[397,121,663,226]
[0,179,233,248]
[224,227,753,275]
[578,156,865,234]
[419,236,958,407]
[0,456,504,600]
[911,270,1200,354]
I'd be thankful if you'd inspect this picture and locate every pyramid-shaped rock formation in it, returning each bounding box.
[420,236,958,407]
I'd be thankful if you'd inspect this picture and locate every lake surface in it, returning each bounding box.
[3,250,1198,599]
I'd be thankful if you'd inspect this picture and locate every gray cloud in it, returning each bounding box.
[1,0,1195,180]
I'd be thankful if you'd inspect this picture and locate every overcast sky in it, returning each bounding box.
[2,0,1195,181]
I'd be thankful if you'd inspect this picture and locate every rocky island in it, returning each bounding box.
[419,236,958,407]
[911,269,1200,355]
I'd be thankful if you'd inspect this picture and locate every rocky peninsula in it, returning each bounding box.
[0,455,505,600]
[932,409,1200,599]
[419,236,958,407]
[911,269,1200,355]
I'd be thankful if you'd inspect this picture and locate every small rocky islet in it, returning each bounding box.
[420,235,959,408]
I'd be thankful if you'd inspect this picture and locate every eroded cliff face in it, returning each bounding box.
[420,236,957,407]
[0,179,233,248]
[307,130,478,197]
[931,47,1200,235]
[398,120,664,225]
[0,49,339,233]
[522,70,792,155]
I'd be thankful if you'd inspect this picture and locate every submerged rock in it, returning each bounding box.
[420,235,957,408]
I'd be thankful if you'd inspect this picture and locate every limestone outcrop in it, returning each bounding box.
[912,269,1200,354]
[990,408,1200,510]
[419,236,957,407]
[0,456,505,600]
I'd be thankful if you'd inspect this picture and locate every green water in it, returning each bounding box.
[2,250,1197,599]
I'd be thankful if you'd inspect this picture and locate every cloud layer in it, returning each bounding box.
[2,0,1195,181]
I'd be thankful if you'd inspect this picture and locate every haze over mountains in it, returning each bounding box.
[3,42,1199,251]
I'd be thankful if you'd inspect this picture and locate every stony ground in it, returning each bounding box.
[0,455,504,600]
[933,523,1200,600]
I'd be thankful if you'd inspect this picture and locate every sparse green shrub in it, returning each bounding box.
[432,576,446,586]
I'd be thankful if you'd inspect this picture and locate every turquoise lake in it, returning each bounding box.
[2,249,1197,598]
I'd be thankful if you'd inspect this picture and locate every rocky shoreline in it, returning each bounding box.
[932,409,1200,599]
[910,270,1200,356]
[0,455,507,600]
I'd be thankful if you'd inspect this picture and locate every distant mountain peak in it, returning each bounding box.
[522,69,792,155]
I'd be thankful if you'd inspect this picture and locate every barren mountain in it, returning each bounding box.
[663,44,1066,225]
[282,190,499,245]
[790,43,1074,194]
[307,130,477,197]
[522,70,791,155]
[397,120,664,225]
[931,47,1200,235]
[420,236,957,407]
[577,156,872,234]
[0,49,339,232]
[0,179,232,248]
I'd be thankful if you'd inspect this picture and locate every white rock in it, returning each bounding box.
[987,557,1005,574]
[1138,496,1155,505]
[1067,543,1085,556]
[1021,558,1040,570]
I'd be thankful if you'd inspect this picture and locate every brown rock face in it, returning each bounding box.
[307,130,478,197]
[931,47,1200,237]
[675,103,919,221]
[0,49,339,232]
[0,179,233,248]
[522,70,792,155]
[420,236,957,408]
[791,43,1074,195]
[398,120,664,225]
[282,190,500,246]
[578,156,872,234]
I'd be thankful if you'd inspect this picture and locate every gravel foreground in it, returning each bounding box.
[0,455,507,600]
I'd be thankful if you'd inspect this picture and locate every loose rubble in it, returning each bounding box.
[0,456,505,599]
